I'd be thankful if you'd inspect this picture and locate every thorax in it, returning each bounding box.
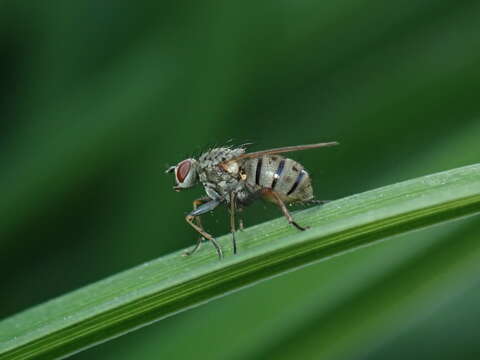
[197,147,245,201]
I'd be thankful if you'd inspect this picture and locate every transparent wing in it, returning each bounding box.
[225,142,339,162]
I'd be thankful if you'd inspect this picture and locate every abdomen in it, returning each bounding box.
[244,155,314,203]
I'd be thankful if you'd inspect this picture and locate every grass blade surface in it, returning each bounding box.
[1,164,480,360]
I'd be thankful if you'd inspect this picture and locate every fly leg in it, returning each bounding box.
[182,197,209,257]
[229,192,238,254]
[310,199,331,205]
[263,189,309,231]
[238,216,245,231]
[185,199,223,259]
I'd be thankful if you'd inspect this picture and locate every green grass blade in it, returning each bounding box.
[1,164,480,360]
[266,217,480,360]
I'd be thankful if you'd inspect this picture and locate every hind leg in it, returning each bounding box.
[310,199,331,205]
[262,189,309,231]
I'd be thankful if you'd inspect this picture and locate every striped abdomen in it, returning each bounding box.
[244,156,314,203]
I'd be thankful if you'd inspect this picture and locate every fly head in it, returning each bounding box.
[166,158,199,191]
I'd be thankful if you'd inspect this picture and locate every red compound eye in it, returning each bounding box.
[176,160,191,183]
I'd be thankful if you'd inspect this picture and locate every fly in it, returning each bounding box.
[166,142,339,259]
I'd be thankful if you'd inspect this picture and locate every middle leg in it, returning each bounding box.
[229,192,238,254]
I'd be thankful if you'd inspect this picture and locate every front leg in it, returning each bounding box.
[185,199,223,259]
[182,197,209,257]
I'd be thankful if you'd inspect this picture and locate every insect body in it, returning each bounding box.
[166,142,338,259]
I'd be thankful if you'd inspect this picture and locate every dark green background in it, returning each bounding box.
[1,1,480,359]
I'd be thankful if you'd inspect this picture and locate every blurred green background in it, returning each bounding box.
[1,1,480,359]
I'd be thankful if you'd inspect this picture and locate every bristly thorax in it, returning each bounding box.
[197,147,246,202]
